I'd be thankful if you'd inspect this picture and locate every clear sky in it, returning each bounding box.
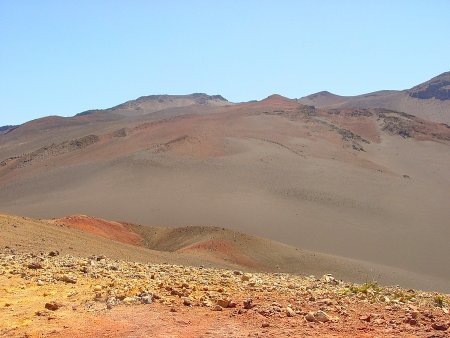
[1,1,449,126]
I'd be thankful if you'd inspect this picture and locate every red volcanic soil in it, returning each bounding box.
[49,215,142,245]
[318,109,382,143]
[14,289,450,338]
[1,215,450,337]
[178,239,260,269]
[45,302,401,338]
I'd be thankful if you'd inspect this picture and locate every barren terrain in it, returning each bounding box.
[1,214,434,287]
[1,88,450,292]
[299,72,450,124]
[1,215,449,337]
[1,74,450,336]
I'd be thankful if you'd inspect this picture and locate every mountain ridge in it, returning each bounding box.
[299,71,450,124]
[0,125,18,134]
[3,72,450,127]
[76,93,231,118]
[1,73,450,294]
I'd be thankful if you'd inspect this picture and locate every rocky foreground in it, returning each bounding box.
[0,249,449,338]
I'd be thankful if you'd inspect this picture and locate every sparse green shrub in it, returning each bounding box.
[392,290,415,303]
[434,295,446,308]
[349,281,380,295]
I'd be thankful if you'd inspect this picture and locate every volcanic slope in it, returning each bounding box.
[0,89,450,292]
[299,72,450,124]
[1,214,450,338]
[0,213,411,285]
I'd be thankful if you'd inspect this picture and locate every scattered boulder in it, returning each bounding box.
[243,298,254,309]
[35,310,48,316]
[217,299,230,308]
[286,307,296,317]
[314,310,331,322]
[241,274,251,282]
[60,274,77,284]
[432,322,449,331]
[410,310,419,319]
[45,302,62,311]
[359,314,371,322]
[48,251,59,257]
[1,249,446,337]
[211,305,222,311]
[141,295,153,304]
[305,312,316,322]
[322,274,339,285]
[27,262,43,269]
[404,318,418,326]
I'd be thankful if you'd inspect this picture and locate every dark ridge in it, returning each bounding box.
[408,71,450,100]
[0,125,19,134]
[109,93,229,111]
[190,93,228,101]
[409,81,450,100]
[128,93,227,103]
[313,91,334,96]
[74,94,228,116]
[0,134,100,169]
[301,91,337,99]
[75,109,103,117]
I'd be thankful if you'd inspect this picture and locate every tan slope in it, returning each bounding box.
[0,213,259,271]
[45,214,374,276]
[1,96,450,292]
[130,224,306,271]
[1,213,448,293]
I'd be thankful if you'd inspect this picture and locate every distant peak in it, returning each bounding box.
[408,71,450,100]
[434,71,450,80]
[267,94,288,99]
[310,91,337,97]
[0,125,18,134]
[189,93,228,101]
[316,91,334,96]
[128,93,229,104]
[298,91,341,101]
[262,94,292,102]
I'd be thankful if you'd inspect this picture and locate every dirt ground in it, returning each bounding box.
[1,250,449,338]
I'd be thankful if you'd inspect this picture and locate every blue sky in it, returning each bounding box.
[1,1,449,126]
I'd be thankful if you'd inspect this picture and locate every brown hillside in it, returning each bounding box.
[299,72,450,124]
[1,83,450,294]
